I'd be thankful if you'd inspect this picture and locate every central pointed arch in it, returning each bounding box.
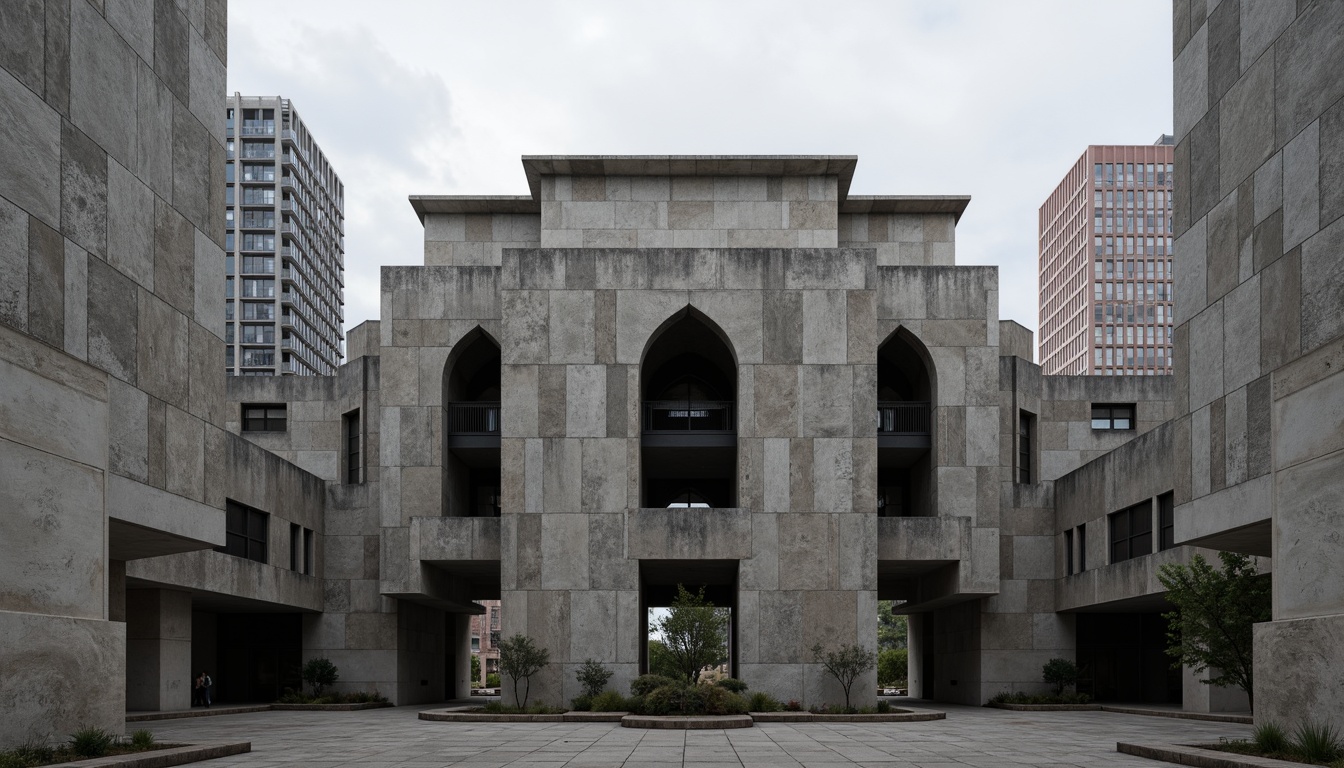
[639,306,738,509]
[442,326,501,518]
[876,326,936,517]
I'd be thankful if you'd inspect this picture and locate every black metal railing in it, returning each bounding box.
[642,400,735,433]
[446,402,500,435]
[877,401,931,435]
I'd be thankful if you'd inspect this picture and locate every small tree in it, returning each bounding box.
[1042,658,1078,695]
[652,585,730,683]
[1158,551,1270,706]
[576,658,613,698]
[811,643,877,710]
[877,601,909,651]
[498,634,550,708]
[471,655,481,687]
[646,638,681,679]
[302,657,339,696]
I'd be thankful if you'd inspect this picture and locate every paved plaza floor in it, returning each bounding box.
[140,703,1251,767]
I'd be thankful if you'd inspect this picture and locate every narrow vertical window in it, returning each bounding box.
[290,523,301,570]
[1158,492,1175,551]
[1017,411,1035,484]
[303,528,314,576]
[344,410,361,484]
[1065,529,1075,575]
[1078,523,1087,572]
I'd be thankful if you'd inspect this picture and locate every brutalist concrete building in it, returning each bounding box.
[1,0,1342,747]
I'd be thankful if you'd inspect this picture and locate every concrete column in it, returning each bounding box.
[125,589,193,712]
[452,613,473,700]
[1182,664,1251,713]
[907,613,926,699]
[108,560,126,622]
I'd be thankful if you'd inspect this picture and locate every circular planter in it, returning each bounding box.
[419,710,565,722]
[748,711,814,723]
[621,714,754,730]
[562,711,627,722]
[987,703,1101,711]
[751,709,946,723]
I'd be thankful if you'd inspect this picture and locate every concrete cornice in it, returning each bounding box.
[520,154,859,200]
[839,194,971,222]
[408,195,539,221]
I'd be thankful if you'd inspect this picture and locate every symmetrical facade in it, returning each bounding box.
[225,93,345,376]
[3,0,1344,748]
[1039,140,1175,375]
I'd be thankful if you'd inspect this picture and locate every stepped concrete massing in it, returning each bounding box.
[3,0,1343,747]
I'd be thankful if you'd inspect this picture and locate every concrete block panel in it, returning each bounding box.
[1222,274,1261,392]
[0,324,108,470]
[0,439,106,619]
[565,365,605,437]
[1274,367,1344,473]
[1189,303,1224,411]
[1282,119,1320,252]
[540,514,589,589]
[581,438,626,514]
[1239,0,1295,73]
[1275,0,1344,145]
[1218,48,1276,198]
[757,591,804,664]
[69,0,136,168]
[802,590,857,652]
[541,437,581,512]
[778,515,830,590]
[1174,21,1207,139]
[568,589,617,666]
[0,612,125,745]
[587,513,634,590]
[625,507,751,560]
[0,198,27,330]
[548,290,594,363]
[811,438,853,516]
[1255,613,1344,732]
[1300,217,1344,353]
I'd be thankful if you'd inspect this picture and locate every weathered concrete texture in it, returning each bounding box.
[1255,613,1344,732]
[0,611,126,742]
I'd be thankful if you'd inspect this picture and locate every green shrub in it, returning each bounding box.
[746,691,782,712]
[640,684,695,716]
[714,677,748,694]
[700,685,748,715]
[301,657,340,696]
[878,648,908,686]
[6,740,55,767]
[478,701,566,715]
[1041,658,1079,695]
[876,700,892,713]
[576,658,614,699]
[69,727,116,758]
[129,729,155,748]
[591,690,628,712]
[631,674,679,698]
[987,690,1092,706]
[570,693,593,711]
[1252,721,1288,753]
[1292,720,1342,764]
[486,673,500,688]
[784,699,803,711]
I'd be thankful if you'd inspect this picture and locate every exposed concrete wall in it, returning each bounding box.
[125,589,192,711]
[839,213,956,266]
[423,212,539,267]
[538,175,840,249]
[1173,0,1344,728]
[0,0,227,745]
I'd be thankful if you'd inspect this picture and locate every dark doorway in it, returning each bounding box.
[1076,612,1181,704]
[214,613,302,703]
[443,328,501,517]
[876,329,935,516]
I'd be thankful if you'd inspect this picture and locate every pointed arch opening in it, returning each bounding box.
[876,327,935,517]
[442,328,501,517]
[640,307,738,509]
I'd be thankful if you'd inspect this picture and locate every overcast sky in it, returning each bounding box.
[228,1,1173,348]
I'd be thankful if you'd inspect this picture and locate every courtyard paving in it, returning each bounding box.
[139,702,1251,767]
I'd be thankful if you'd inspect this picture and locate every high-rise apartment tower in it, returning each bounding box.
[226,94,345,375]
[1038,138,1174,375]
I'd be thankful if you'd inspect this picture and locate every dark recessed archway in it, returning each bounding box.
[640,308,737,509]
[876,328,935,517]
[442,328,501,518]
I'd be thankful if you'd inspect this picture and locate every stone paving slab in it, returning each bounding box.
[134,703,1255,767]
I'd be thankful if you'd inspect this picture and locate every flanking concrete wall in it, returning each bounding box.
[0,0,228,745]
[1173,0,1344,728]
[423,212,540,267]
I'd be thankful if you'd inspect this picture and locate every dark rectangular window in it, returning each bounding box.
[490,606,500,630]
[219,500,268,563]
[344,410,361,484]
[1091,403,1135,430]
[1018,411,1035,484]
[303,528,314,576]
[242,404,286,432]
[1078,523,1087,572]
[290,523,301,570]
[1158,491,1175,551]
[1065,529,1074,576]
[1109,500,1153,563]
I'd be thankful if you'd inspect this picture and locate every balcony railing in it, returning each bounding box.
[877,401,931,435]
[446,402,501,435]
[642,401,735,433]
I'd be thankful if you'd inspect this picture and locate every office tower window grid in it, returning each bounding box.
[225,95,346,376]
[1038,140,1174,375]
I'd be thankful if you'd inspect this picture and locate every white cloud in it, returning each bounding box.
[229,0,1174,355]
